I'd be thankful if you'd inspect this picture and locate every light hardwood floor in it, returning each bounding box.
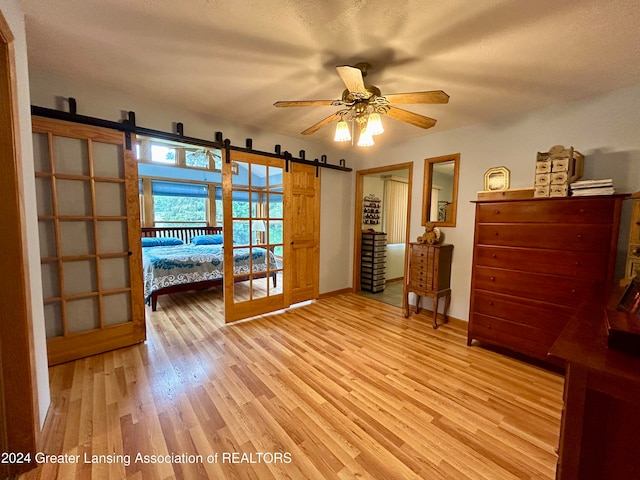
[21,291,563,480]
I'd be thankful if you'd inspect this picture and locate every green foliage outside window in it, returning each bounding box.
[153,196,206,226]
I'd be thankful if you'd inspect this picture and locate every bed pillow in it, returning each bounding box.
[141,237,184,247]
[191,234,224,245]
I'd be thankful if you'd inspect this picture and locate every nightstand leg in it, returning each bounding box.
[433,294,440,329]
[443,290,451,324]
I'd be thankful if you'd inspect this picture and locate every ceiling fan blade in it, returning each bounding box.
[386,106,437,129]
[274,100,337,107]
[336,65,366,94]
[301,112,341,135]
[384,90,450,104]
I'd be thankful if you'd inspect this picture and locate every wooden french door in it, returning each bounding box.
[223,153,320,323]
[223,151,286,322]
[32,117,145,365]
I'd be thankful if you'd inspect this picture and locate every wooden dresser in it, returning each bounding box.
[404,243,453,328]
[468,196,625,362]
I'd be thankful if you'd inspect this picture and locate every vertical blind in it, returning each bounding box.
[383,180,408,244]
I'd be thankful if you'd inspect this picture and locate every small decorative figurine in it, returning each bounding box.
[417,222,442,245]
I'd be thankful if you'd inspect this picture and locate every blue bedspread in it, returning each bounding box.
[142,244,275,301]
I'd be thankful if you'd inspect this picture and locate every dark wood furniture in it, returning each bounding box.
[404,243,453,328]
[361,232,387,293]
[142,225,222,244]
[142,226,276,310]
[549,288,640,479]
[468,196,625,362]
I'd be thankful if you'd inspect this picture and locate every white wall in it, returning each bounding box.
[354,82,640,321]
[1,0,50,427]
[28,70,357,294]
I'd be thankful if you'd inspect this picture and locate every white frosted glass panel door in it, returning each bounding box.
[52,135,89,175]
[103,293,132,326]
[32,116,145,366]
[66,298,100,333]
[95,182,126,216]
[56,179,92,216]
[93,142,124,178]
[101,257,130,291]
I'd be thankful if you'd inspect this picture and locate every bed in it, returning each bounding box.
[141,226,278,311]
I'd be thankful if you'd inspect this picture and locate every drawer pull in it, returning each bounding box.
[490,276,495,281]
[489,301,494,306]
[492,254,498,259]
[571,289,576,293]
[577,234,583,239]
[633,247,640,257]
[494,210,500,215]
[494,232,499,236]
[575,261,581,267]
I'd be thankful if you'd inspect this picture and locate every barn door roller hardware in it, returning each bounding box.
[31,98,352,173]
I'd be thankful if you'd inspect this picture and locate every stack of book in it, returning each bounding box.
[570,178,615,196]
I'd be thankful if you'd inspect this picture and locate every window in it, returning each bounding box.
[151,180,208,227]
[185,149,209,169]
[150,144,177,164]
[135,136,222,172]
[383,179,408,244]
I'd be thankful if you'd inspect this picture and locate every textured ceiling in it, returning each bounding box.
[18,0,640,149]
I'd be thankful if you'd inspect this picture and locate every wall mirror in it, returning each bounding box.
[422,153,460,227]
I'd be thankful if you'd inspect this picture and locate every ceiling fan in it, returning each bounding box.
[273,62,449,146]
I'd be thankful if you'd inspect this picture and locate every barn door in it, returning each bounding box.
[32,117,145,365]
[286,162,320,304]
[222,151,286,322]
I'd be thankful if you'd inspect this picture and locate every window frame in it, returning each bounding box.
[140,176,217,228]
[135,137,222,172]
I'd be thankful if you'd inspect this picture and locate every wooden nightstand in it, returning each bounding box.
[404,243,453,328]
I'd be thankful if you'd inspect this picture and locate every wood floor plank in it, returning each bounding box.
[21,293,563,479]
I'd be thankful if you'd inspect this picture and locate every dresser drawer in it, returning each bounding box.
[362,245,387,253]
[409,271,435,292]
[472,290,574,333]
[473,266,593,307]
[410,256,433,278]
[476,198,618,224]
[362,277,386,287]
[361,265,385,275]
[474,246,608,278]
[476,224,612,251]
[361,270,386,281]
[469,314,559,359]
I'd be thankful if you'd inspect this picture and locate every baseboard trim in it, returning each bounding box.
[318,287,353,299]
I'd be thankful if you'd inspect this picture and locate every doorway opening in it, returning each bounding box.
[353,163,412,309]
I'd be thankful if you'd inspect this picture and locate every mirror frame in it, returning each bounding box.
[422,153,460,227]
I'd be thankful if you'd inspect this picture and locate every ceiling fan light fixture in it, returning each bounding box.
[334,119,351,142]
[366,112,384,136]
[357,126,374,147]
